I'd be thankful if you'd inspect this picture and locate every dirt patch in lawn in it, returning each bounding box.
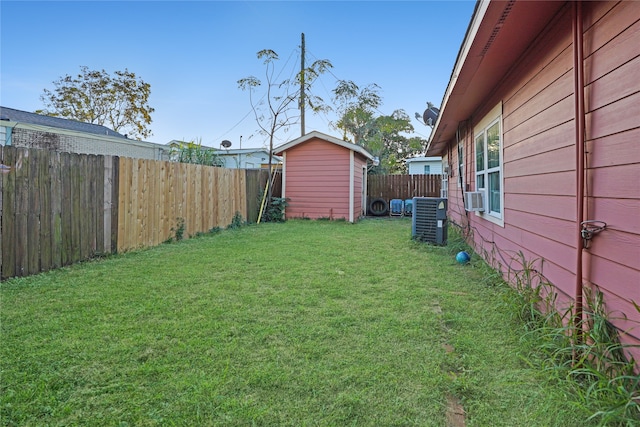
[433,301,467,427]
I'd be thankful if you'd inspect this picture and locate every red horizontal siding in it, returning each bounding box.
[504,121,574,162]
[590,163,639,199]
[591,198,640,235]
[586,256,640,322]
[503,94,574,146]
[506,209,574,246]
[586,91,640,141]
[286,157,350,167]
[506,171,575,196]
[285,174,350,184]
[506,193,575,221]
[282,137,364,221]
[504,68,573,135]
[585,228,640,277]
[501,6,572,115]
[583,4,640,81]
[587,127,640,169]
[449,1,640,361]
[585,56,640,112]
[506,144,575,178]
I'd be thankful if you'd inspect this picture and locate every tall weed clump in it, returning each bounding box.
[447,225,640,426]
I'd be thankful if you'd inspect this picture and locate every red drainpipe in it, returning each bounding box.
[573,0,585,344]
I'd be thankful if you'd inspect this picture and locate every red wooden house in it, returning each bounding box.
[274,131,374,222]
[426,1,639,358]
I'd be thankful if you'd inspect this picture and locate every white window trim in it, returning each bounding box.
[457,139,464,189]
[474,102,504,227]
[440,154,449,199]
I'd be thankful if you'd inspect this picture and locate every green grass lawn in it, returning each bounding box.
[1,219,590,426]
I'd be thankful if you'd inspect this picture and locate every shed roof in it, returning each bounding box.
[426,0,565,156]
[0,106,126,138]
[405,156,441,163]
[273,130,375,160]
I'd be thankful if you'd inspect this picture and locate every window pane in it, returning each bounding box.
[424,165,430,174]
[487,122,500,169]
[476,174,485,189]
[489,171,500,213]
[475,134,484,171]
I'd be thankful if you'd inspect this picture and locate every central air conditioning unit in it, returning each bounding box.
[412,197,447,245]
[464,191,485,212]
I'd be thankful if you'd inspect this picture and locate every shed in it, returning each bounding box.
[426,1,640,360]
[274,131,374,222]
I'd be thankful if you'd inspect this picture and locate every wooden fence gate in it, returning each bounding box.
[367,174,442,201]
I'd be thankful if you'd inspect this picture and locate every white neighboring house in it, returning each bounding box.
[215,148,282,169]
[405,156,443,175]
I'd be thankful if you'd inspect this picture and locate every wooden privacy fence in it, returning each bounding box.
[0,146,272,280]
[116,158,247,252]
[1,147,115,279]
[367,174,442,201]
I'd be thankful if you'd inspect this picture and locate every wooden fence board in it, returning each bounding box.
[15,148,30,276]
[188,164,196,236]
[218,169,229,226]
[60,152,71,266]
[81,155,89,259]
[110,156,119,253]
[151,160,161,246]
[128,157,135,250]
[203,167,210,231]
[121,157,133,251]
[80,155,90,260]
[71,154,82,263]
[27,148,40,275]
[210,167,218,230]
[135,158,144,248]
[90,155,100,256]
[39,149,52,270]
[1,147,16,279]
[98,155,105,254]
[195,165,203,235]
[163,161,173,241]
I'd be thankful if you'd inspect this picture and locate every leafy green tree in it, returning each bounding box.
[238,49,332,203]
[333,80,382,144]
[39,66,154,140]
[332,81,425,174]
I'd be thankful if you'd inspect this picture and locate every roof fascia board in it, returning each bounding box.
[428,0,488,149]
[274,131,374,160]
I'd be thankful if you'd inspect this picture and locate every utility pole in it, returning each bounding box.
[300,32,306,137]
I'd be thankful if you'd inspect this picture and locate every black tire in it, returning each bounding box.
[368,198,389,216]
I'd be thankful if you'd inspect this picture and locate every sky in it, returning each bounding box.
[0,1,476,150]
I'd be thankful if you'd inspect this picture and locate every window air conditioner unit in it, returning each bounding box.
[412,197,447,245]
[464,191,485,212]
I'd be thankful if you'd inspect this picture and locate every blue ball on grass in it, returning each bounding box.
[456,251,471,264]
